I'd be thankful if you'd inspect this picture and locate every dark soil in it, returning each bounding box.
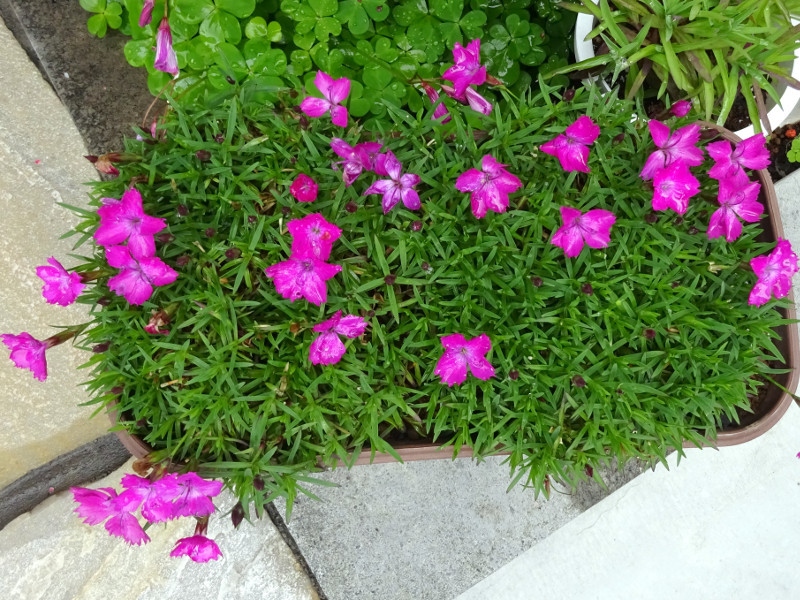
[767,121,800,182]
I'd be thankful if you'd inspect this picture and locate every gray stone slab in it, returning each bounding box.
[276,456,644,600]
[0,460,319,600]
[0,0,154,154]
[0,13,112,488]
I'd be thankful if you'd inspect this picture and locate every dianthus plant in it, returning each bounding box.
[24,81,793,520]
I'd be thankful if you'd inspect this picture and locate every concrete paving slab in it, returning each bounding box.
[457,402,800,600]
[0,0,153,154]
[0,460,319,600]
[275,455,645,600]
[0,14,113,488]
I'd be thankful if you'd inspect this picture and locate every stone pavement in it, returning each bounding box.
[0,460,319,600]
[0,13,110,489]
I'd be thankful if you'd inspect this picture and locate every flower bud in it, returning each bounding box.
[195,150,212,162]
[231,501,245,529]
[509,369,519,380]
[562,88,575,102]
[177,204,189,216]
[411,220,422,232]
[581,283,593,295]
[345,201,358,213]
[214,133,225,143]
[530,276,543,287]
[253,475,265,491]
[176,255,191,267]
[205,228,216,238]
[92,342,111,353]
[572,375,586,388]
[225,248,242,260]
[643,328,656,339]
[644,213,658,224]
[384,274,396,286]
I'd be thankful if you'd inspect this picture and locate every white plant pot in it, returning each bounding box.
[572,1,800,137]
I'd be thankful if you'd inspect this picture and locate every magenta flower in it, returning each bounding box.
[651,162,700,214]
[707,171,763,242]
[363,151,421,214]
[1,332,49,381]
[264,256,342,306]
[358,142,385,172]
[116,473,180,523]
[154,17,178,76]
[289,174,318,203]
[106,245,178,305]
[640,121,704,181]
[422,83,451,123]
[331,138,370,187]
[749,238,799,306]
[36,257,86,306]
[442,39,486,99]
[434,333,494,387]
[139,0,155,27]
[455,155,522,219]
[551,206,616,258]
[440,84,493,116]
[171,473,223,518]
[300,71,350,128]
[171,535,223,563]
[71,487,119,525]
[670,100,692,117]
[540,116,601,173]
[94,187,167,258]
[70,486,150,546]
[104,511,151,546]
[707,134,770,180]
[309,311,369,365]
[287,213,342,261]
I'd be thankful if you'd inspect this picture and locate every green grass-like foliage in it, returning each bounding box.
[69,83,789,517]
[553,0,800,132]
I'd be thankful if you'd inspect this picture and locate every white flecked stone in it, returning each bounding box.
[0,460,318,600]
[0,14,110,488]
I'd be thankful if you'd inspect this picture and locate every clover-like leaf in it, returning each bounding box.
[290,49,313,74]
[362,62,393,90]
[201,9,242,44]
[308,0,338,17]
[315,16,342,41]
[80,0,106,12]
[173,0,216,24]
[124,38,153,67]
[363,0,390,22]
[245,16,268,38]
[87,13,109,37]
[430,0,463,23]
[215,0,255,18]
[393,0,428,27]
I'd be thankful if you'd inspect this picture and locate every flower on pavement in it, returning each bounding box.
[36,257,85,306]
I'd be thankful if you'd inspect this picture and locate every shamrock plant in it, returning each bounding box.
[82,0,576,109]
